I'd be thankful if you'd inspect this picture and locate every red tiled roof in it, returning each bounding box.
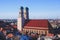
[47,33,54,37]
[13,25,17,28]
[24,27,48,30]
[24,19,48,28]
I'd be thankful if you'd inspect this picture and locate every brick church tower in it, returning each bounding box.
[17,7,29,31]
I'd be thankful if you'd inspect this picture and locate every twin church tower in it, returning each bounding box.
[17,7,29,31]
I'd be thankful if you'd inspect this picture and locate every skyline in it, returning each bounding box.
[0,0,60,19]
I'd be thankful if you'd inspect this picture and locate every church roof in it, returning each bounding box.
[24,19,48,29]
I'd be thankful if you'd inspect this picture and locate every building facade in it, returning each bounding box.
[17,7,53,36]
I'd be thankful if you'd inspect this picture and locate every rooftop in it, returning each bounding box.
[24,19,48,29]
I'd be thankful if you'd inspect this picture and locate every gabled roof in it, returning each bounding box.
[24,19,48,28]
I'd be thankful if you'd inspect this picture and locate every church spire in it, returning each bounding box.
[17,6,25,31]
[24,7,29,20]
[19,6,24,17]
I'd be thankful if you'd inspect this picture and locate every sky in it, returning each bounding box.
[0,0,60,19]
